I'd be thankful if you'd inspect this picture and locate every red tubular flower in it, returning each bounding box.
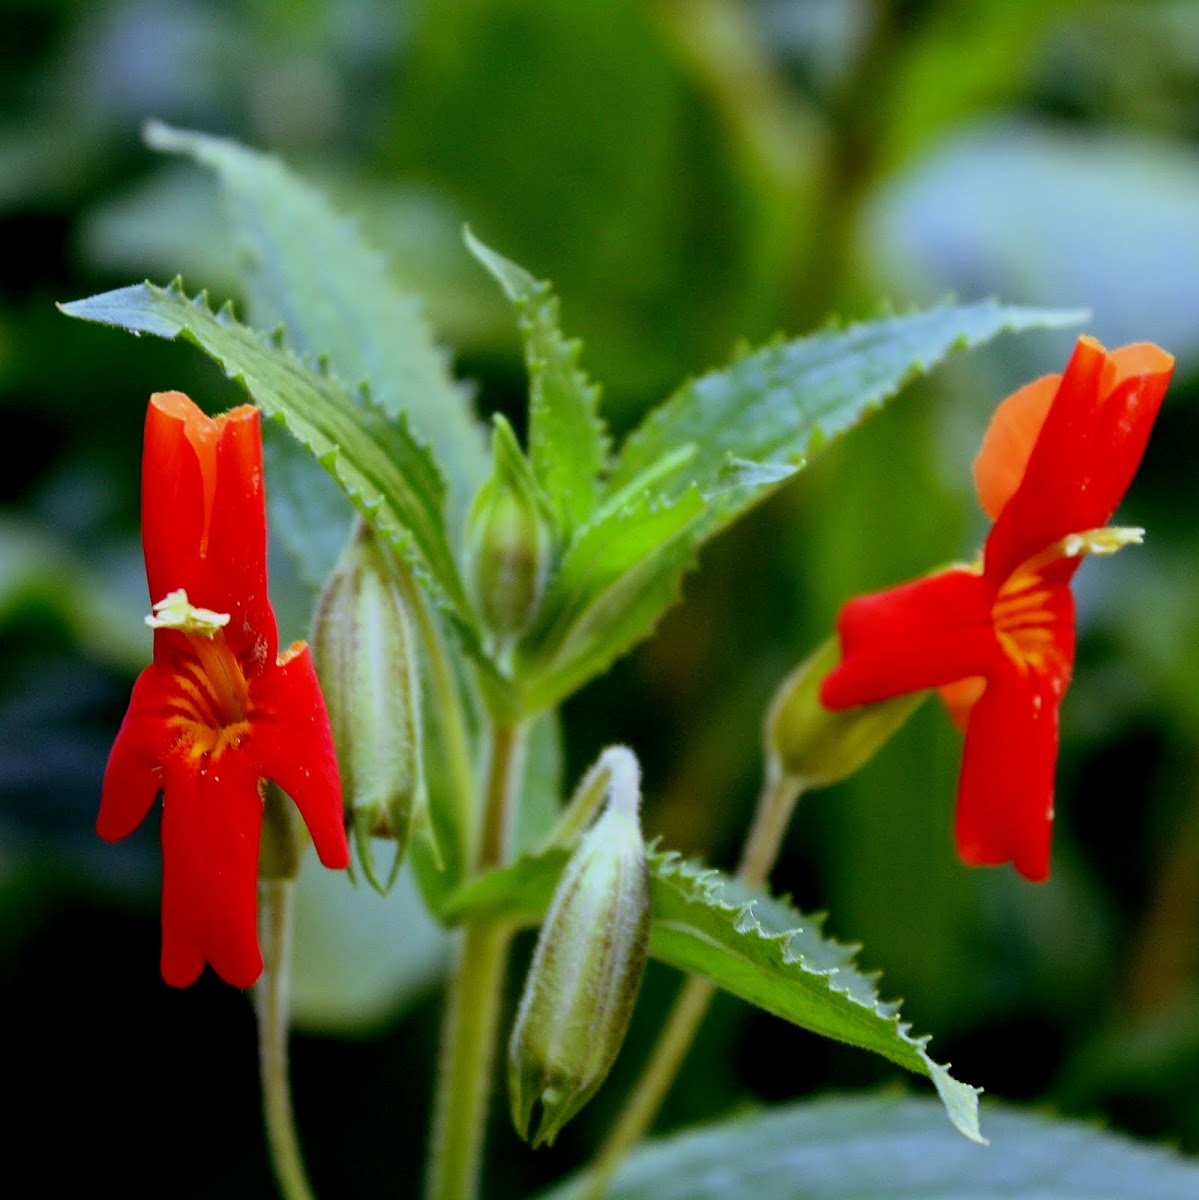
[820,337,1173,881]
[99,391,349,987]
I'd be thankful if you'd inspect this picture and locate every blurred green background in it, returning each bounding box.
[4,1,1199,1196]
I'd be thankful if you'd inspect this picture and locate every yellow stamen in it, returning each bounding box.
[146,588,231,636]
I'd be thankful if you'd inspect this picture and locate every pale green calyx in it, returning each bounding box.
[312,520,425,894]
[145,588,230,636]
[508,744,650,1147]
[766,636,925,790]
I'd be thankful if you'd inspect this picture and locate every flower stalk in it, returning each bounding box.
[426,721,525,1200]
[257,880,316,1200]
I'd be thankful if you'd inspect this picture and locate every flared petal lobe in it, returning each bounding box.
[252,643,350,870]
[98,666,176,842]
[820,568,998,709]
[159,753,265,988]
[955,662,1068,883]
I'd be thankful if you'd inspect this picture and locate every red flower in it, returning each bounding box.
[99,392,349,987]
[820,337,1173,881]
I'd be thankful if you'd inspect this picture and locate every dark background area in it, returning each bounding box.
[4,1,1199,1195]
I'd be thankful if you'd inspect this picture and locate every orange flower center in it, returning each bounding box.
[167,629,253,761]
[991,571,1060,676]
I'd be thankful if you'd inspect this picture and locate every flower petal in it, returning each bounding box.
[821,568,998,709]
[207,404,277,667]
[986,337,1173,579]
[159,752,264,988]
[141,393,210,608]
[252,643,350,870]
[955,661,1069,883]
[973,373,1058,520]
[98,666,175,842]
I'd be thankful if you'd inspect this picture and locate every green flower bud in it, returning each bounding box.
[766,637,924,790]
[509,746,650,1147]
[312,520,424,893]
[466,415,553,638]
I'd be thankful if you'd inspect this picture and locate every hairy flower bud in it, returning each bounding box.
[509,746,650,1147]
[312,520,423,893]
[766,637,924,789]
[466,416,552,638]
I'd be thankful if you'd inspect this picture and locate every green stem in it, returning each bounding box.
[399,566,476,843]
[426,722,525,1200]
[476,721,524,870]
[426,919,515,1200]
[579,771,804,1199]
[737,767,805,890]
[257,880,316,1200]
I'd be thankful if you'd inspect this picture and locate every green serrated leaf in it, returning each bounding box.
[465,228,608,532]
[440,844,976,1139]
[609,300,1086,531]
[516,487,705,713]
[534,1096,1199,1200]
[647,852,981,1142]
[59,281,485,654]
[145,122,489,540]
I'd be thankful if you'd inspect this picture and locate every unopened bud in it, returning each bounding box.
[766,637,924,789]
[312,520,423,893]
[509,746,649,1147]
[466,416,552,637]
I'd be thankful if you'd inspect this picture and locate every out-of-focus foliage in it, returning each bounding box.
[5,1,1199,1196]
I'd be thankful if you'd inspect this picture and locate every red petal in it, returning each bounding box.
[141,394,276,671]
[973,373,1058,520]
[206,405,277,667]
[141,393,210,607]
[251,643,349,869]
[954,660,1070,882]
[821,568,999,709]
[985,337,1173,579]
[159,751,264,988]
[98,666,175,842]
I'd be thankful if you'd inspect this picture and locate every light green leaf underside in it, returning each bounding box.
[535,1095,1199,1200]
[440,847,977,1140]
[261,422,355,590]
[146,122,488,539]
[516,486,705,713]
[58,281,475,635]
[609,300,1087,528]
[291,858,448,1036]
[465,229,608,532]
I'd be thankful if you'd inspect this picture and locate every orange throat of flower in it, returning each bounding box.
[991,569,1063,678]
[148,589,254,762]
